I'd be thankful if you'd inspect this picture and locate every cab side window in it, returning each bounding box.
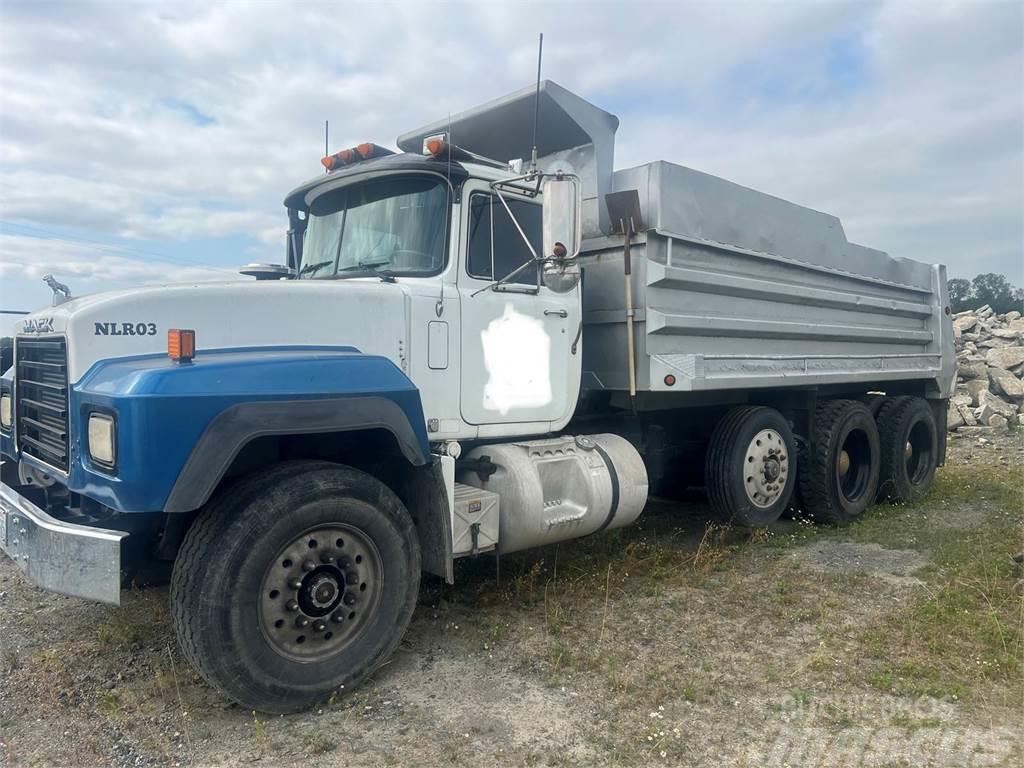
[467,194,542,286]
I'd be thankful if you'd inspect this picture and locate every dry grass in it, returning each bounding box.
[2,437,1021,767]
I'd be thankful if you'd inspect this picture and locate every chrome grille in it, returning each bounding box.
[15,336,69,471]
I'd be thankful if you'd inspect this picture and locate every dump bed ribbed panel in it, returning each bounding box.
[578,160,953,395]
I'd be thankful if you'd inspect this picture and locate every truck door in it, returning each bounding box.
[458,180,581,429]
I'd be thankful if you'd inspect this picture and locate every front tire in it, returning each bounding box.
[170,461,420,714]
[705,406,797,527]
[798,400,880,524]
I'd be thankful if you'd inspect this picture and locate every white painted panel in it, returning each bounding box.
[427,321,448,369]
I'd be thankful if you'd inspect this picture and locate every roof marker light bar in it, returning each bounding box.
[321,142,395,171]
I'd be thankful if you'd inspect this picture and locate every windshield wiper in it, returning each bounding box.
[336,259,391,272]
[299,260,333,276]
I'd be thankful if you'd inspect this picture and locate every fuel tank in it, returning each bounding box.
[458,433,648,554]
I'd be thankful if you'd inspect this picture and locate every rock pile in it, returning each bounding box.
[948,305,1024,434]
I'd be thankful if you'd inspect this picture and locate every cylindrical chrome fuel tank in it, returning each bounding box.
[457,433,648,554]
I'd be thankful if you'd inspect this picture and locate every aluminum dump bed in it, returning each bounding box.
[579,161,955,395]
[398,80,955,398]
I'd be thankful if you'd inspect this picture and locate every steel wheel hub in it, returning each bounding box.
[838,450,851,477]
[259,524,383,662]
[744,429,789,509]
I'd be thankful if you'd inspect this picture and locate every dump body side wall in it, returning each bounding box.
[578,162,955,397]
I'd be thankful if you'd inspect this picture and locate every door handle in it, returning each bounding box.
[544,309,568,318]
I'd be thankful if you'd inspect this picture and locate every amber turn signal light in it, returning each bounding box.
[423,133,447,156]
[168,329,196,363]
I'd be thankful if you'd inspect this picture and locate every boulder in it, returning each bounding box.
[956,425,994,437]
[976,390,1016,419]
[979,338,1014,349]
[966,378,990,405]
[1004,311,1021,322]
[952,398,977,427]
[985,347,1024,371]
[947,400,965,430]
[990,328,1023,340]
[989,368,1024,399]
[953,315,977,333]
[958,360,988,380]
[986,414,1009,431]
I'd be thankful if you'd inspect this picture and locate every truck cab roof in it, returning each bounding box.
[283,152,477,212]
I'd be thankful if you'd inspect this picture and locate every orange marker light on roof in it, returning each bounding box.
[168,329,196,363]
[321,147,357,171]
[423,133,446,156]
[322,142,393,170]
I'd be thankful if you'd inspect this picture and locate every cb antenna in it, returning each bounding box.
[324,119,329,172]
[530,32,543,173]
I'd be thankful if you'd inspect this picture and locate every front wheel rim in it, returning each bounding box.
[258,524,384,663]
[743,428,789,508]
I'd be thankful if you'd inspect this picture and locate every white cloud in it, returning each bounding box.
[0,233,235,286]
[0,0,1020,290]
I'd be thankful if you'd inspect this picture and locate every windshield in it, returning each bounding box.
[299,175,449,279]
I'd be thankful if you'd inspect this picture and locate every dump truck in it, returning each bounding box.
[0,81,955,713]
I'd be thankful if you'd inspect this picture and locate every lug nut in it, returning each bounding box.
[295,616,309,628]
[331,612,344,623]
[302,560,316,572]
[313,620,326,632]
[286,600,299,612]
[343,593,357,606]
[288,579,302,590]
[320,554,336,564]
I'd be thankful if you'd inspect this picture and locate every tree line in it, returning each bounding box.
[947,273,1023,314]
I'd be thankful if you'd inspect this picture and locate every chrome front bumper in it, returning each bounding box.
[0,481,127,605]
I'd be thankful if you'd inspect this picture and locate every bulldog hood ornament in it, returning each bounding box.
[43,274,72,306]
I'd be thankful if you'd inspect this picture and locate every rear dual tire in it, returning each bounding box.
[798,400,880,524]
[876,396,938,503]
[705,406,797,527]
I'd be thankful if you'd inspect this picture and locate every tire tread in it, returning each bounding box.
[798,399,878,525]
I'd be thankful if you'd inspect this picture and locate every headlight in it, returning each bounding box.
[87,412,116,467]
[0,393,11,430]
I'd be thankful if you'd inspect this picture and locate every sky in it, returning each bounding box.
[0,0,1021,336]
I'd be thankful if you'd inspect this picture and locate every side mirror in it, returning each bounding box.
[541,175,581,262]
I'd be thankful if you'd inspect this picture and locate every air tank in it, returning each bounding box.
[457,433,648,554]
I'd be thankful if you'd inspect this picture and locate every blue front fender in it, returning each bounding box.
[64,347,429,513]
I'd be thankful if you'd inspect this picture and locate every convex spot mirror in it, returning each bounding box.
[541,175,582,293]
[541,175,581,262]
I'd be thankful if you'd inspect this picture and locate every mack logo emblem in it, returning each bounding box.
[22,317,55,334]
[95,322,158,337]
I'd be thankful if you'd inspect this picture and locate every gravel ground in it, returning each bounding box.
[1,432,1021,767]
